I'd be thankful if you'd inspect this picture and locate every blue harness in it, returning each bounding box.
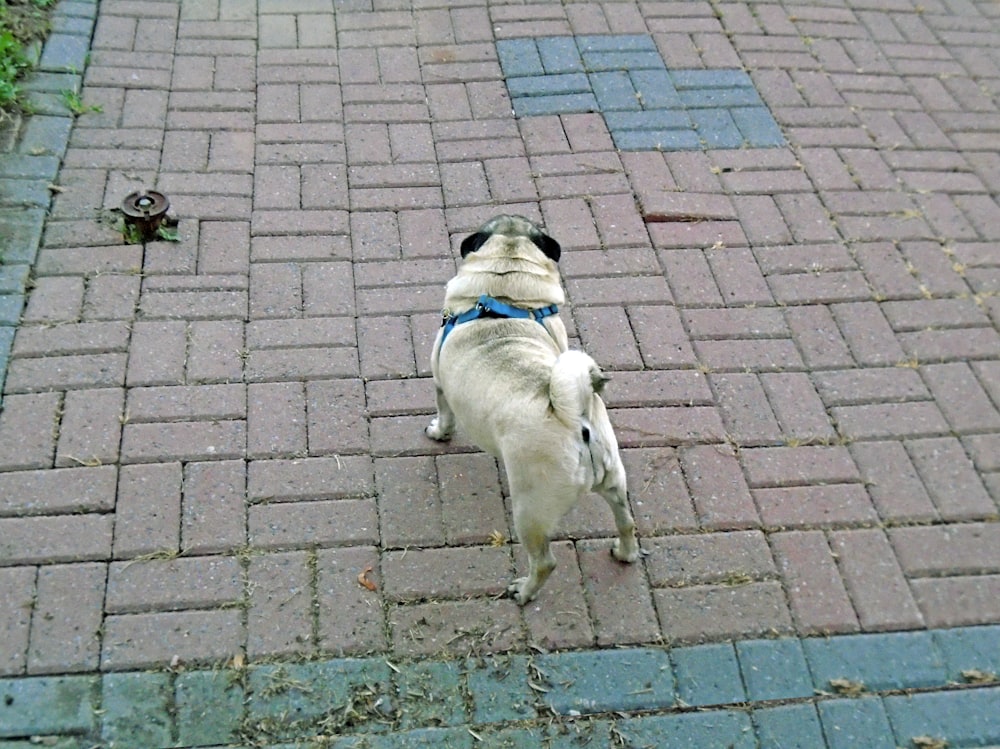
[439,294,559,348]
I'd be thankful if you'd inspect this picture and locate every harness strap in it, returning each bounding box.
[440,294,559,348]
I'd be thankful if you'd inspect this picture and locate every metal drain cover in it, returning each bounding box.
[120,190,170,238]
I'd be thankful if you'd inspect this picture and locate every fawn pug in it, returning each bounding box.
[425,215,639,604]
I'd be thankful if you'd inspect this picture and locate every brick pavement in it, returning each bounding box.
[1,0,999,746]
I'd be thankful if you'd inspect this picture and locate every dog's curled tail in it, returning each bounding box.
[549,350,608,428]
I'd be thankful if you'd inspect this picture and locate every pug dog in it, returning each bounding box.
[425,215,639,604]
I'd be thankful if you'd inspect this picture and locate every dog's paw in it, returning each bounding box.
[507,578,537,606]
[425,419,452,442]
[611,537,639,564]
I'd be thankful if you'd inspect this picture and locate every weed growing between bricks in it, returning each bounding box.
[0,0,53,115]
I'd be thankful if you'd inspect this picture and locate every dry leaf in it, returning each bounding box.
[829,678,866,697]
[961,668,997,684]
[912,737,948,749]
[231,652,246,670]
[488,530,507,547]
[357,565,377,591]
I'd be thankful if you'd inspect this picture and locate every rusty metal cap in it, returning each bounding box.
[121,190,169,220]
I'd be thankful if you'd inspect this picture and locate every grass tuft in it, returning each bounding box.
[0,0,56,116]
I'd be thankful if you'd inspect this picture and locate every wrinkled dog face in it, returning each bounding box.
[440,214,567,321]
[459,214,562,263]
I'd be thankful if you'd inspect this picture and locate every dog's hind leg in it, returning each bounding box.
[506,469,578,604]
[596,458,639,564]
[425,386,456,441]
[508,499,558,605]
[584,397,639,564]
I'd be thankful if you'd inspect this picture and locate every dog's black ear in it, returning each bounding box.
[531,232,561,263]
[460,231,490,258]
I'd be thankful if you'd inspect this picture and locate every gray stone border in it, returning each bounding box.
[0,0,97,402]
[2,626,999,747]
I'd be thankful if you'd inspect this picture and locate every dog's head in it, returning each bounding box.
[459,214,561,263]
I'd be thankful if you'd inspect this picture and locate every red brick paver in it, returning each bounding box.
[1,0,999,678]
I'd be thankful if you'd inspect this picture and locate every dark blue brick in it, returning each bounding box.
[604,110,691,131]
[0,265,29,294]
[247,659,393,739]
[55,0,98,18]
[536,36,584,74]
[536,648,674,715]
[0,738,86,749]
[803,631,947,692]
[18,115,74,160]
[498,37,789,154]
[0,676,97,738]
[325,738,369,748]
[577,34,657,52]
[20,91,74,118]
[364,726,475,749]
[0,294,24,326]
[496,39,543,77]
[754,703,826,749]
[395,660,467,730]
[38,33,90,72]
[0,154,61,181]
[671,69,755,89]
[545,720,615,748]
[884,687,1000,747]
[611,129,702,151]
[0,208,45,264]
[671,643,746,707]
[631,69,682,109]
[507,73,591,98]
[313,727,473,748]
[933,625,1000,682]
[818,697,897,749]
[19,71,78,96]
[513,93,599,116]
[590,71,642,111]
[679,87,764,108]
[175,670,244,747]
[617,711,756,748]
[18,69,78,121]
[0,327,14,374]
[732,107,786,147]
[465,655,535,724]
[583,50,666,72]
[736,639,814,702]
[480,722,613,748]
[690,108,745,148]
[102,672,173,749]
[51,12,96,36]
[0,178,52,208]
[476,725,549,749]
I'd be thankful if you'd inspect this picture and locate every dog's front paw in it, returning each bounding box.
[425,418,453,442]
[507,577,537,606]
[611,537,639,564]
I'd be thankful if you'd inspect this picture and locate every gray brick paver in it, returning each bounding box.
[2,0,1000,745]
